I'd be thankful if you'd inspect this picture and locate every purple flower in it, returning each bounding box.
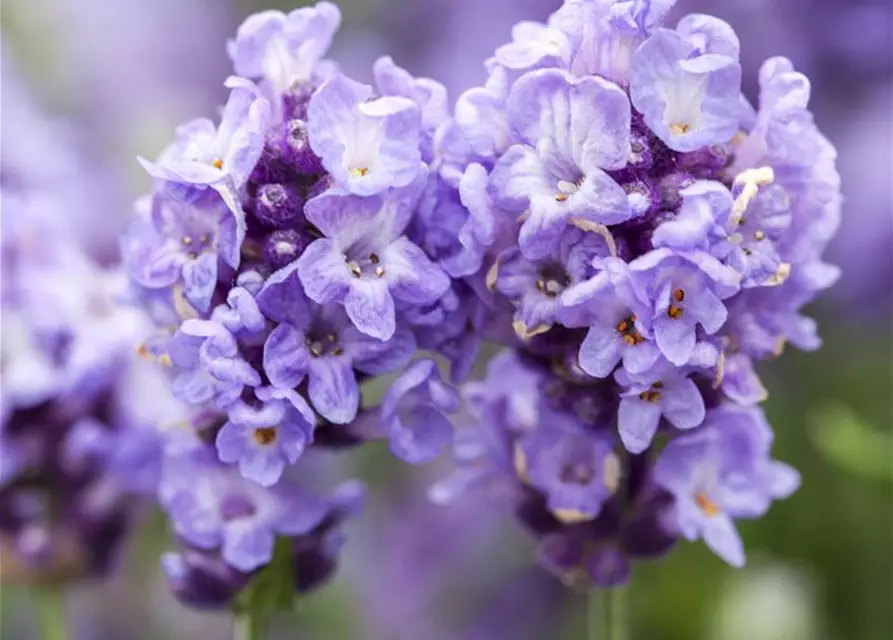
[615,367,706,454]
[161,547,251,609]
[630,28,742,152]
[374,56,448,162]
[296,181,450,340]
[261,263,415,424]
[229,2,342,96]
[675,13,741,60]
[160,448,329,572]
[491,68,632,258]
[493,230,610,339]
[215,386,316,486]
[308,74,423,196]
[557,257,661,378]
[139,77,270,191]
[653,404,800,567]
[211,283,267,337]
[122,194,239,312]
[451,85,512,162]
[382,360,459,464]
[630,248,740,365]
[168,319,261,410]
[518,411,620,523]
[493,21,572,73]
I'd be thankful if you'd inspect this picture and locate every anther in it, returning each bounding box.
[696,493,720,516]
[212,158,224,170]
[375,266,385,278]
[369,253,380,264]
[673,288,685,302]
[668,305,684,319]
[350,167,369,178]
[253,427,278,446]
[670,123,691,135]
[181,236,193,247]
[754,230,765,241]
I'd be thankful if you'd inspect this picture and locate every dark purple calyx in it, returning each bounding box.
[263,229,313,269]
[254,183,306,228]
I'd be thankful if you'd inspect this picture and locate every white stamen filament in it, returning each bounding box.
[730,166,775,227]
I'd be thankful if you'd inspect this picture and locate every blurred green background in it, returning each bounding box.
[1,0,890,638]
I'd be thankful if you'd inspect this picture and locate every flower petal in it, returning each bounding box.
[618,397,662,454]
[307,356,359,424]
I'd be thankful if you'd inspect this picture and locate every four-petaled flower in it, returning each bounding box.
[215,386,316,487]
[261,262,415,424]
[296,180,450,340]
[654,405,800,567]
[308,74,423,196]
[491,68,632,259]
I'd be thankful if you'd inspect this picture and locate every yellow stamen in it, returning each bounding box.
[253,427,278,446]
[350,167,369,178]
[696,493,720,516]
[212,158,224,170]
[670,123,691,135]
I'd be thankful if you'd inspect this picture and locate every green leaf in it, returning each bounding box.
[810,404,893,483]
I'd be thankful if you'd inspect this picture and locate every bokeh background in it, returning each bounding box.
[1,0,891,638]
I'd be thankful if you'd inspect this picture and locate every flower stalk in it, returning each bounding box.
[589,586,628,640]
[34,587,68,640]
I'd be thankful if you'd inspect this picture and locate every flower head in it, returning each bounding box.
[430,0,838,584]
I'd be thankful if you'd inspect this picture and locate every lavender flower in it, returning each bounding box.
[296,180,450,340]
[123,1,468,610]
[215,387,316,487]
[229,2,342,99]
[382,360,460,464]
[139,77,270,195]
[160,448,364,607]
[432,0,840,581]
[1,73,172,581]
[308,76,423,196]
[653,405,800,567]
[490,68,632,259]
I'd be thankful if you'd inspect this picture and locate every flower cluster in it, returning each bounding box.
[123,1,471,604]
[0,69,168,581]
[431,0,840,584]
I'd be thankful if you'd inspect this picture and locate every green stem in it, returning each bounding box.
[588,585,628,640]
[234,611,265,640]
[33,588,67,640]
